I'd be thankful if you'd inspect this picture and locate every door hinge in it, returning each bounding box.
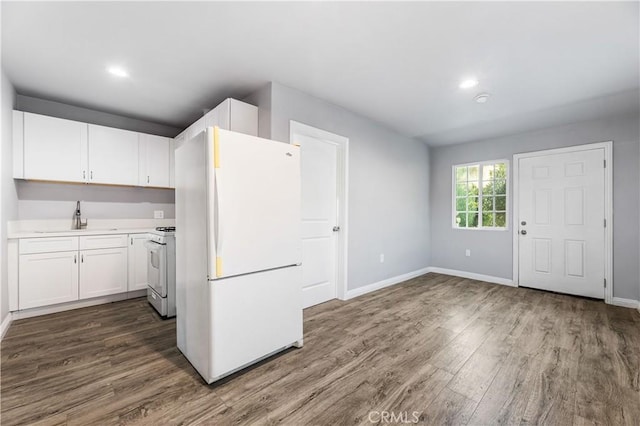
[604,218,606,228]
[604,278,607,288]
[603,159,606,168]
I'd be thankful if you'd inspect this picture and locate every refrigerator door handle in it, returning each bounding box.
[214,169,224,277]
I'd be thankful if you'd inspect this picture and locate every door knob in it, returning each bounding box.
[521,230,527,235]
[333,226,340,232]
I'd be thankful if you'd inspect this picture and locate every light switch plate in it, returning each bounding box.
[154,210,164,219]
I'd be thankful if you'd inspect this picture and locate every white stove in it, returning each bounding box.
[146,227,176,318]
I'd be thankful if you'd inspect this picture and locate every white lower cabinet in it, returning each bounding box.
[14,234,143,311]
[19,251,79,310]
[128,234,150,291]
[79,248,128,299]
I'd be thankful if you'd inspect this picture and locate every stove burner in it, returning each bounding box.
[155,226,176,232]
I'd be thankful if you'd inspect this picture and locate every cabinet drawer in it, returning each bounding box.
[20,237,79,254]
[79,234,127,250]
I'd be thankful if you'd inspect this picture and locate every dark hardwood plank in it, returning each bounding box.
[1,273,639,425]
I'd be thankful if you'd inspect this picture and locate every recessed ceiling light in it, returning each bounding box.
[474,93,490,103]
[107,66,129,78]
[459,78,478,89]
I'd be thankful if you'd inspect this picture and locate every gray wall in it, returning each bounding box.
[16,95,181,138]
[430,113,640,301]
[1,69,18,325]
[14,96,178,220]
[249,82,431,291]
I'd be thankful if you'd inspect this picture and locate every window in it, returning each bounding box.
[453,160,508,229]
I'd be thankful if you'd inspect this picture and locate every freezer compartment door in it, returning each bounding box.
[210,128,301,279]
[210,266,303,380]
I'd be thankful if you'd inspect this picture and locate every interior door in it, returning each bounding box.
[294,133,338,308]
[211,128,301,279]
[518,148,605,298]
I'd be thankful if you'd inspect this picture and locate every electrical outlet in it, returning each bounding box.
[379,254,385,263]
[465,249,471,257]
[154,210,164,219]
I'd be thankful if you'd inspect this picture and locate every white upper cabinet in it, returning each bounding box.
[139,134,170,187]
[23,112,88,183]
[169,138,177,189]
[204,98,258,136]
[87,124,139,186]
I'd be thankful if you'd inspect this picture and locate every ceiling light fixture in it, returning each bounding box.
[459,78,478,89]
[474,93,490,104]
[107,66,129,78]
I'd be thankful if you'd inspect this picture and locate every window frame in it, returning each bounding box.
[451,159,510,231]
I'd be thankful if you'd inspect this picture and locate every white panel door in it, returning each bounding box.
[87,124,139,185]
[518,148,605,298]
[210,128,301,279]
[128,234,150,291]
[19,251,79,309]
[23,112,87,183]
[139,134,170,187]
[79,248,128,298]
[294,134,338,308]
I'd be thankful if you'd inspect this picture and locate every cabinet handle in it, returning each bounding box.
[81,254,84,263]
[74,254,77,264]
[83,170,86,179]
[131,237,133,245]
[90,171,93,180]
[147,175,150,184]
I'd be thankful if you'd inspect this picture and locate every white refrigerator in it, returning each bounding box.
[175,127,303,384]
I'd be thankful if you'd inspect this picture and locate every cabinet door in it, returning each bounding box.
[169,138,176,189]
[79,248,127,298]
[23,113,88,183]
[87,124,139,185]
[128,234,150,291]
[19,251,79,309]
[139,134,170,187]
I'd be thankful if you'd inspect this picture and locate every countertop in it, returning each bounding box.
[8,227,162,239]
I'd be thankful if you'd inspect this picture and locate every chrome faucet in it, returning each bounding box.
[74,201,88,230]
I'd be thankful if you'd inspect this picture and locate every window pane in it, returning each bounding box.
[467,213,479,228]
[455,212,467,227]
[456,184,468,196]
[495,196,506,211]
[495,179,507,195]
[468,197,478,212]
[456,167,467,182]
[494,163,507,179]
[468,165,479,181]
[482,164,494,180]
[456,197,466,212]
[482,212,494,226]
[482,196,493,211]
[467,182,479,196]
[482,180,494,194]
[495,212,506,227]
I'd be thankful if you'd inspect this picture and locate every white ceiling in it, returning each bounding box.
[2,1,638,145]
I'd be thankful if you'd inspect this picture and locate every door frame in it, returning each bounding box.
[289,120,349,301]
[512,141,613,303]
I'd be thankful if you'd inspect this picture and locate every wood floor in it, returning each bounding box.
[2,273,639,425]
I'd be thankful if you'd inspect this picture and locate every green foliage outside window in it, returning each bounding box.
[454,162,508,229]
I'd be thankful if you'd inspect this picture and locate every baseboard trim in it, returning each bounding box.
[11,290,147,320]
[344,267,431,300]
[1,312,13,340]
[428,267,517,287]
[610,297,640,310]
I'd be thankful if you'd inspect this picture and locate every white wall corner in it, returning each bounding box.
[427,267,516,287]
[610,297,640,310]
[344,267,431,300]
[0,312,12,340]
